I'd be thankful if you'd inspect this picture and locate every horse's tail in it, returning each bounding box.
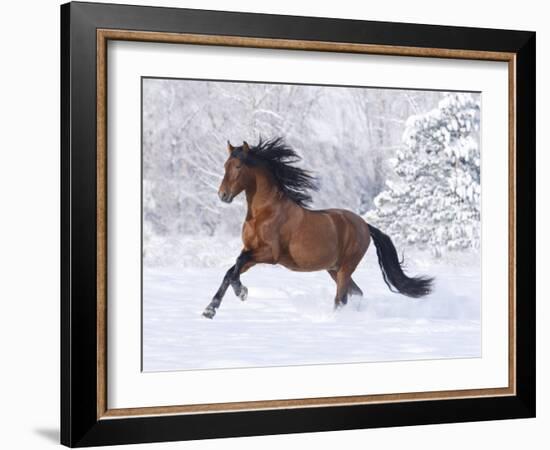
[367,224,433,298]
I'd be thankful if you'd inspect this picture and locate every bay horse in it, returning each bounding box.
[202,138,433,319]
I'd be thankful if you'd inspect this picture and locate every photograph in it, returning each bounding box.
[141,78,482,372]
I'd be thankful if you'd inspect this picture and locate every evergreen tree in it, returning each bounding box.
[365,93,481,256]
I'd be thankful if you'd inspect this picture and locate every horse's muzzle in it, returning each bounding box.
[218,191,233,203]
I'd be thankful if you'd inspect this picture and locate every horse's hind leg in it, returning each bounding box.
[327,271,363,298]
[348,279,363,297]
[333,268,352,308]
[331,247,366,309]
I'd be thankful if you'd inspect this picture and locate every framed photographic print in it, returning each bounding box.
[60,1,536,447]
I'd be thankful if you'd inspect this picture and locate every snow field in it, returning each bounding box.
[143,250,481,371]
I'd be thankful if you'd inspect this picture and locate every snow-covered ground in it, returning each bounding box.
[143,251,481,372]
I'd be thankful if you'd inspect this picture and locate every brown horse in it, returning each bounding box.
[202,138,433,319]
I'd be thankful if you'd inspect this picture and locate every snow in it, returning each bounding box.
[142,251,481,372]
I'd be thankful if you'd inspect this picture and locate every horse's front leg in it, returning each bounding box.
[202,265,235,319]
[202,251,252,319]
[229,252,253,302]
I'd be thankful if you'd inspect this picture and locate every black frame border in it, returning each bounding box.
[61,2,535,447]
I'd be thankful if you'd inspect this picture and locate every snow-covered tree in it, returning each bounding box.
[365,93,481,256]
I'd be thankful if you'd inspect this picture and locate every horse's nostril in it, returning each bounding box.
[218,191,233,203]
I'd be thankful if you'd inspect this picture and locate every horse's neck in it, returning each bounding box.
[245,171,282,218]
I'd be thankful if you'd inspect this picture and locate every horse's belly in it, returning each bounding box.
[279,255,336,272]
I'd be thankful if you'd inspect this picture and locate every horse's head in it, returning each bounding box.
[218,141,253,203]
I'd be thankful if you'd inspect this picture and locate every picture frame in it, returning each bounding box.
[60,1,535,447]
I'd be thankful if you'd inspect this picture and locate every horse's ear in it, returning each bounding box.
[242,141,250,155]
[227,140,234,154]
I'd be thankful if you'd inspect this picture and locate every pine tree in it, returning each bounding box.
[365,93,481,256]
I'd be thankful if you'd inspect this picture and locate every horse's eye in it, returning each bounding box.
[235,165,242,170]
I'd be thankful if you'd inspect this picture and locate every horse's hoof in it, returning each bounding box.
[238,286,248,302]
[202,306,216,319]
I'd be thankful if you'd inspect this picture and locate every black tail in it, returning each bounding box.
[368,224,433,298]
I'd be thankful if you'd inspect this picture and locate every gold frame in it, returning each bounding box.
[96,29,516,420]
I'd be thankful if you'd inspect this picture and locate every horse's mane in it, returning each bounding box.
[232,137,318,207]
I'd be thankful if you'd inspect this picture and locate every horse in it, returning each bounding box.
[202,137,433,319]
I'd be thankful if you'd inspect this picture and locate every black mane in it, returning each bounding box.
[231,137,318,207]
